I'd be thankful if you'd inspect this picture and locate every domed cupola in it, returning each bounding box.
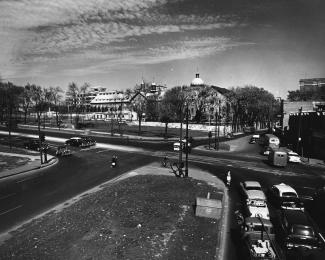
[191,73,204,87]
[150,82,157,92]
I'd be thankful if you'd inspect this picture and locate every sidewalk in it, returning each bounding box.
[0,162,229,260]
[0,150,57,179]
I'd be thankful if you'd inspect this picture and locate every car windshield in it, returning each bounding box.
[282,192,297,198]
[291,226,315,237]
[246,186,261,190]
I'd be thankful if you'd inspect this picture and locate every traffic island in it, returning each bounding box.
[0,170,225,259]
[0,145,42,179]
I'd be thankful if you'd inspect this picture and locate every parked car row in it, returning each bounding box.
[238,181,281,259]
[237,181,324,257]
[23,136,96,157]
[249,134,302,165]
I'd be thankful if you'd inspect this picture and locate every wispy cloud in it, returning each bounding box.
[0,0,249,81]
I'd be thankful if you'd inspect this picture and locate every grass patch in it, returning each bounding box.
[0,144,38,172]
[204,142,230,151]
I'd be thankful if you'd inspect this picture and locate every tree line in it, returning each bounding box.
[1,80,282,137]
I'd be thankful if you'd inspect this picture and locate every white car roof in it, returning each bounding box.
[274,183,298,196]
[70,137,82,140]
[288,152,299,156]
[248,205,270,219]
[246,190,266,200]
[244,181,262,189]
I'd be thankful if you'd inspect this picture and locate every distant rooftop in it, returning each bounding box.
[299,78,325,82]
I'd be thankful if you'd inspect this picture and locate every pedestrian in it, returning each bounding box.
[111,155,118,167]
[226,171,231,186]
[162,155,168,167]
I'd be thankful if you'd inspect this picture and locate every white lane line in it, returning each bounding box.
[96,149,109,154]
[0,193,16,200]
[319,232,325,244]
[0,205,22,216]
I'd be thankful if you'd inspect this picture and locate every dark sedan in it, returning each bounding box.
[65,137,89,147]
[24,139,49,151]
[81,136,96,146]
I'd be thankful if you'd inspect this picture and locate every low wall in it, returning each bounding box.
[128,121,232,134]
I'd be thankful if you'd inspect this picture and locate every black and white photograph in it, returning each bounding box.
[0,0,324,259]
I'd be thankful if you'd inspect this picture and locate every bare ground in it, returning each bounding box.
[0,175,222,260]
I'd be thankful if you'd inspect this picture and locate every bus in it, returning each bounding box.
[260,134,280,149]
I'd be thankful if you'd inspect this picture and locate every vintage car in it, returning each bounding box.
[280,209,323,250]
[246,203,270,220]
[240,182,270,220]
[240,181,263,198]
[173,138,192,152]
[249,134,260,144]
[56,145,72,157]
[262,146,273,156]
[287,151,301,163]
[268,183,304,211]
[81,136,96,146]
[239,217,285,260]
[245,190,270,220]
[24,139,49,151]
[65,137,89,148]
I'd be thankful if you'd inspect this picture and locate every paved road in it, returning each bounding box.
[0,146,156,233]
[1,130,324,259]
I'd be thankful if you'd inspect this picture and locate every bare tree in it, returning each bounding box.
[130,91,147,135]
[65,82,90,127]
[80,82,90,113]
[0,82,23,148]
[65,82,80,126]
[21,84,33,124]
[49,86,63,127]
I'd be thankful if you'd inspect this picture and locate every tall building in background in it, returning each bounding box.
[299,78,325,92]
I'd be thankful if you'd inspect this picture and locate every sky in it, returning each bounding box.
[0,0,324,98]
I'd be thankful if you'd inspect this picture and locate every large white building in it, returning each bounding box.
[89,90,133,120]
[88,82,166,121]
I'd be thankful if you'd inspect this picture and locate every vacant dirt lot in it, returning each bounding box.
[0,174,222,259]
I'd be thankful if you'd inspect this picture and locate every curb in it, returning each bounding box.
[0,157,58,180]
[215,187,229,260]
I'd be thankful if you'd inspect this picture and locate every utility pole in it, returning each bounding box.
[297,107,302,154]
[178,107,183,170]
[214,110,217,149]
[185,102,189,177]
[215,100,221,150]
